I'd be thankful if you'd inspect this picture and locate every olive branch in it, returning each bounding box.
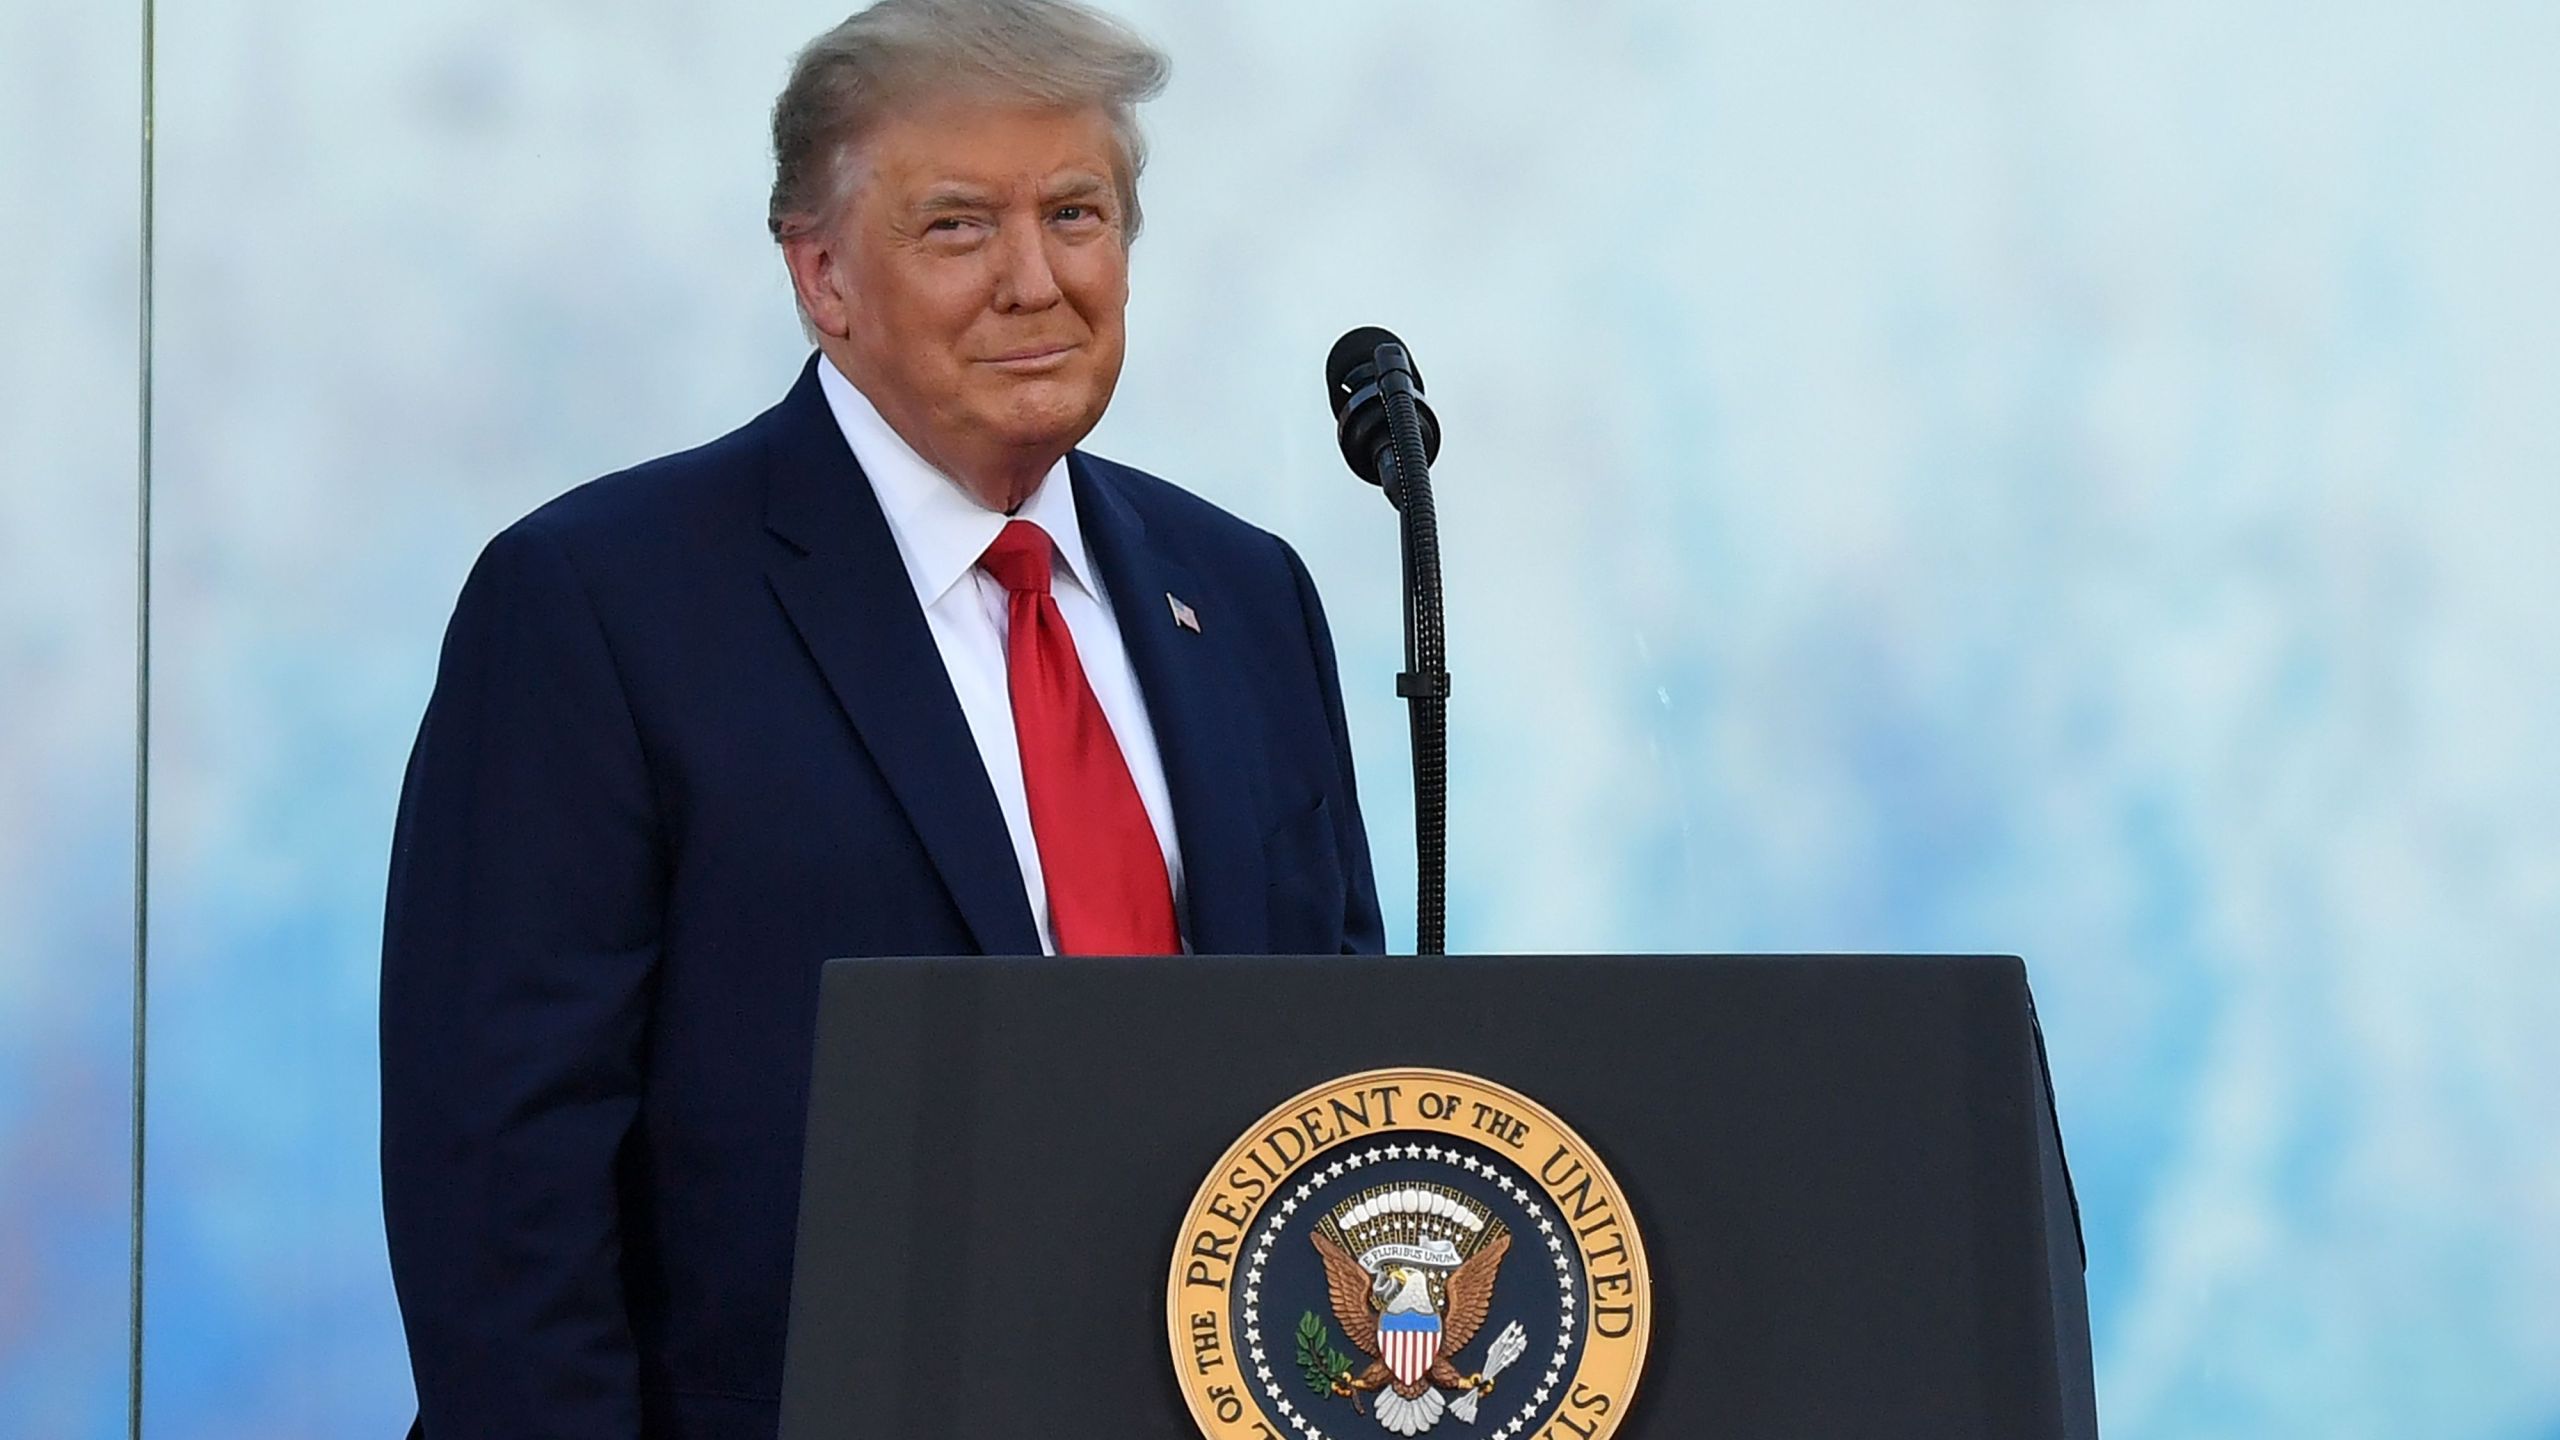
[1295,1311,1356,1402]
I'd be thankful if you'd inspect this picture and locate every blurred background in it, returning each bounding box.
[5,0,2556,1434]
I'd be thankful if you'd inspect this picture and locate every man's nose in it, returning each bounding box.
[991,217,1064,313]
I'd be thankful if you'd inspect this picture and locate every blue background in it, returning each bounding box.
[3,0,2556,1435]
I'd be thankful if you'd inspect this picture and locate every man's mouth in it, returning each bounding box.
[981,344,1078,373]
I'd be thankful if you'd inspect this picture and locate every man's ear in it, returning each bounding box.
[781,230,854,340]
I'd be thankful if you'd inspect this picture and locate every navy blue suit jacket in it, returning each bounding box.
[380,356,1384,1439]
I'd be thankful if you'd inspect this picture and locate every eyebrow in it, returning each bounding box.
[1041,173,1112,204]
[913,184,1002,216]
[907,172,1112,218]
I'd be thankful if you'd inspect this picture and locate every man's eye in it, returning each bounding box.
[1054,205,1097,223]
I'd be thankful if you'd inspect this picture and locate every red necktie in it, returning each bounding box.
[978,519,1180,955]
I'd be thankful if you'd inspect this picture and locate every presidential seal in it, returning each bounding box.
[1169,1069,1651,1440]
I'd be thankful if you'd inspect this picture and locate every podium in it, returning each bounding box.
[779,954,2098,1439]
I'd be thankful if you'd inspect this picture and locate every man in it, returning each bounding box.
[378,1,1383,1435]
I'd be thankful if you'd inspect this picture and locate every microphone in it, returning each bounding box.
[1324,326,1451,954]
[1325,326,1444,499]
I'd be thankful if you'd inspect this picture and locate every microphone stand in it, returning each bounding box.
[1375,367,1449,956]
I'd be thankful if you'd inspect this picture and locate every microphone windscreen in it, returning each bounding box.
[1326,326,1407,418]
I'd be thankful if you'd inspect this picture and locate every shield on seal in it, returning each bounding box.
[1378,1310,1441,1389]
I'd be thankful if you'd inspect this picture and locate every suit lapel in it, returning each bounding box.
[1073,454,1271,956]
[759,357,1043,957]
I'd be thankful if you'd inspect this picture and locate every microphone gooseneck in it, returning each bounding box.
[1326,327,1450,955]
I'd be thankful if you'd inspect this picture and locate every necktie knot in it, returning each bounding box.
[979,519,1055,596]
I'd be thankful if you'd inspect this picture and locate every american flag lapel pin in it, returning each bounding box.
[1166,592,1202,634]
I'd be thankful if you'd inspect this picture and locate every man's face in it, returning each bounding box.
[802,98,1132,501]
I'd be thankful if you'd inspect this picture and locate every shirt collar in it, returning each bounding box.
[815,352,1099,608]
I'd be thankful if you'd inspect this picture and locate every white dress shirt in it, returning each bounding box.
[816,355,1186,954]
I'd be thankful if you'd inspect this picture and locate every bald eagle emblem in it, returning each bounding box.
[1170,1069,1654,1440]
[1303,1183,1524,1435]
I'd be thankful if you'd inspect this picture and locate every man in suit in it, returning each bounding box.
[378,1,1383,1435]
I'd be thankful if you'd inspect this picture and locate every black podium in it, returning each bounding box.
[778,953,2098,1439]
